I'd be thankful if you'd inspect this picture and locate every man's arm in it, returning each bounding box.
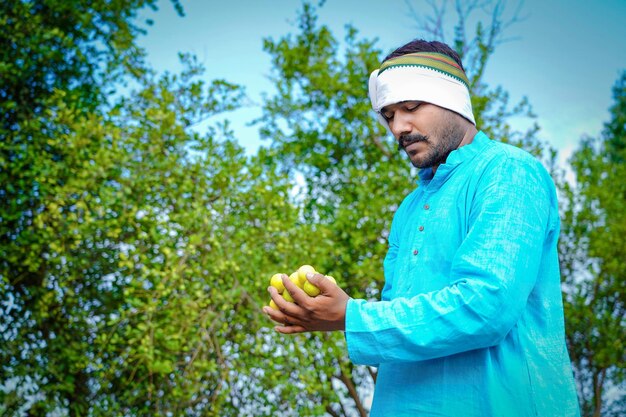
[263,155,556,365]
[262,189,410,333]
[344,155,557,365]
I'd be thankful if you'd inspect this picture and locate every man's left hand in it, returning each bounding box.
[262,272,350,334]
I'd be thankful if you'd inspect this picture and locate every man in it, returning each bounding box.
[262,39,580,416]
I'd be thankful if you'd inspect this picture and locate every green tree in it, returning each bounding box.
[255,1,541,415]
[1,1,164,414]
[559,71,626,417]
[84,58,301,415]
[406,0,543,155]
[1,1,304,415]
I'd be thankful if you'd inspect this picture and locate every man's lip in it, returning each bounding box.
[404,141,423,152]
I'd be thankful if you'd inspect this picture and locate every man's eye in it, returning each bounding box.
[382,112,394,121]
[406,102,421,111]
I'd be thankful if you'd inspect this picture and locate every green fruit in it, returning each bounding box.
[303,280,320,297]
[270,273,286,293]
[269,299,279,310]
[283,290,295,303]
[289,271,304,289]
[297,265,316,285]
[298,265,316,285]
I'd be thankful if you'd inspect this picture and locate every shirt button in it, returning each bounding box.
[419,226,424,231]
[413,249,418,255]
[424,204,430,210]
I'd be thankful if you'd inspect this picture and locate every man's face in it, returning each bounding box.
[381,101,465,169]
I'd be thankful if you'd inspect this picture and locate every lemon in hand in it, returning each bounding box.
[283,290,295,303]
[289,271,304,289]
[303,280,320,296]
[270,273,286,293]
[297,265,316,286]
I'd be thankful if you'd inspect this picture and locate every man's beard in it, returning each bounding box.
[398,117,464,169]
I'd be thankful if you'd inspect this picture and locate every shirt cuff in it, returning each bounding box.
[344,298,380,366]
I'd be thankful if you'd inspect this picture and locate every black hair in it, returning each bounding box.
[384,39,465,72]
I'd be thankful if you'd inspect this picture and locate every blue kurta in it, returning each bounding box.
[345,132,580,416]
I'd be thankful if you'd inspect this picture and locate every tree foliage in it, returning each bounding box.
[0,1,298,415]
[559,71,626,417]
[407,0,543,155]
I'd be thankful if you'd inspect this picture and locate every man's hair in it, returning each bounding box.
[384,39,465,72]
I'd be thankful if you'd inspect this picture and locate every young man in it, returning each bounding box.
[262,39,580,416]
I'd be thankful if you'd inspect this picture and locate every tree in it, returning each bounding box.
[256,1,541,415]
[559,71,626,417]
[85,59,303,415]
[1,1,164,414]
[406,0,543,156]
[1,1,303,415]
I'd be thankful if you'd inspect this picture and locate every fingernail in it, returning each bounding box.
[306,272,313,278]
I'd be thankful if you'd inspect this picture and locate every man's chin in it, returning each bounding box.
[408,156,428,169]
[409,154,439,170]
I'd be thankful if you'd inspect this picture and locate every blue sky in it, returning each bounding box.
[137,0,626,166]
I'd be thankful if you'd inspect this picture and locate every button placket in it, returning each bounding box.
[410,202,430,259]
[411,203,429,259]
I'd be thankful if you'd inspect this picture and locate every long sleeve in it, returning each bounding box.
[345,154,556,366]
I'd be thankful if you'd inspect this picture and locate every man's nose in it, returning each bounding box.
[390,111,413,139]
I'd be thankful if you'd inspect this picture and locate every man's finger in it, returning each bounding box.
[275,324,306,334]
[263,305,307,333]
[265,288,307,324]
[281,274,310,306]
[263,304,301,326]
[268,286,301,316]
[305,272,336,295]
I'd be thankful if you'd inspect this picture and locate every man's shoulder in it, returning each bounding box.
[480,137,546,173]
[477,137,556,198]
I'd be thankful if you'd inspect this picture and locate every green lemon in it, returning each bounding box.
[283,290,295,303]
[270,273,286,293]
[289,271,304,289]
[297,265,316,286]
[303,280,320,297]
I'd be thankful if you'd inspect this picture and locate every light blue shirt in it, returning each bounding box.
[345,132,580,416]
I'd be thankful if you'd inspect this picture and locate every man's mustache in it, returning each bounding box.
[398,133,428,151]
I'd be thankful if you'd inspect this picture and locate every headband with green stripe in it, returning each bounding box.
[368,52,476,130]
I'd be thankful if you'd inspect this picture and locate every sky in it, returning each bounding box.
[137,0,626,167]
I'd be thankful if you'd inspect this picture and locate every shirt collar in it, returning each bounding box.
[417,131,491,188]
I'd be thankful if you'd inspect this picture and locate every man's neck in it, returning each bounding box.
[458,125,478,148]
[432,125,478,174]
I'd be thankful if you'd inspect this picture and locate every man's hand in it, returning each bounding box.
[262,272,350,334]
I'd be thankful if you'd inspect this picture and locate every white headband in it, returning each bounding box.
[368,54,476,130]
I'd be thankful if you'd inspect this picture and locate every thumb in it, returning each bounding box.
[306,272,336,292]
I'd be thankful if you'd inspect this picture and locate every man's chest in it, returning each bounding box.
[393,181,474,293]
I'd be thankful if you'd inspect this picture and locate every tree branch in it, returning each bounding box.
[335,368,368,417]
[592,368,606,417]
[367,366,378,384]
[371,135,392,158]
[325,404,341,417]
